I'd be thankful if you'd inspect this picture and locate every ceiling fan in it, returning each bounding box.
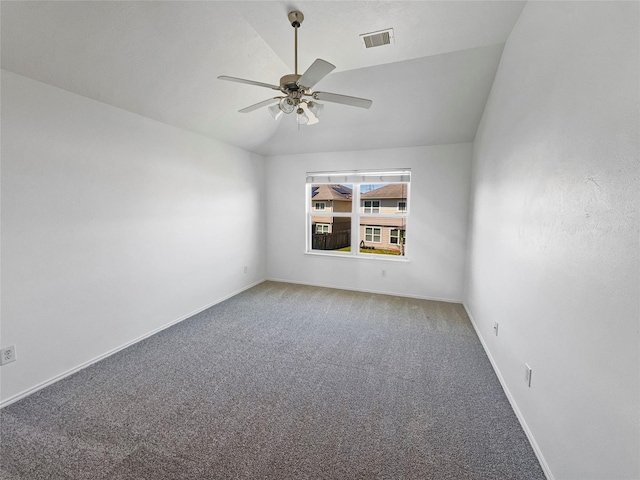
[218,10,373,126]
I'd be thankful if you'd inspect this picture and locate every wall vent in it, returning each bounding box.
[360,28,394,49]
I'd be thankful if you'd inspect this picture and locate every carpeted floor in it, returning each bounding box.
[0,281,545,479]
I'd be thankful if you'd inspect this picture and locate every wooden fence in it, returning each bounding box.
[312,230,351,250]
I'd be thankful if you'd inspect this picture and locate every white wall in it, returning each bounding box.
[0,70,266,404]
[465,2,639,479]
[266,144,472,302]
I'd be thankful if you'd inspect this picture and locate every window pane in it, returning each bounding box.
[359,217,406,256]
[361,184,407,214]
[390,229,406,245]
[311,184,352,212]
[307,175,408,258]
[311,216,351,252]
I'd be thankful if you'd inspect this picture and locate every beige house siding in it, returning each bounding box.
[311,201,351,233]
[312,216,350,233]
[312,200,333,214]
[311,200,352,215]
[311,215,332,225]
[359,222,405,251]
[360,199,406,214]
[333,201,352,213]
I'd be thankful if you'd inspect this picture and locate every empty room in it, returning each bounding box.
[1,1,638,479]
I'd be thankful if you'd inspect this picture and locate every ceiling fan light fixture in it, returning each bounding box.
[302,103,320,125]
[307,101,324,118]
[296,107,309,125]
[268,104,283,120]
[279,97,295,114]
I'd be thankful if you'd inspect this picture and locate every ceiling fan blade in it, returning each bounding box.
[297,59,336,89]
[218,76,281,91]
[313,92,373,109]
[238,98,281,113]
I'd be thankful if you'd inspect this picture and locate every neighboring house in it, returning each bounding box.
[360,184,407,253]
[310,183,408,254]
[310,184,352,234]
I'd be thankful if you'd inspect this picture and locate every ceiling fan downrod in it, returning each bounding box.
[288,11,304,75]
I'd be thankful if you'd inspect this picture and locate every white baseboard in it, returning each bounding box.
[0,279,266,409]
[266,277,462,304]
[463,303,555,480]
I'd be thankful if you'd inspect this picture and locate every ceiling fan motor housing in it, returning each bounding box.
[280,73,302,91]
[288,11,304,28]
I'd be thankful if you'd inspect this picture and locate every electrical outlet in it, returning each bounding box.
[381,270,386,277]
[493,322,499,336]
[1,345,16,366]
[525,363,532,387]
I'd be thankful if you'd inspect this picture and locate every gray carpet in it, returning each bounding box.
[0,281,545,479]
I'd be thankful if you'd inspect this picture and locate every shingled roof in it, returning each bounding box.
[311,185,353,201]
[360,184,407,199]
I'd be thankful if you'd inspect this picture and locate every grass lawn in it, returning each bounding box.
[335,246,401,256]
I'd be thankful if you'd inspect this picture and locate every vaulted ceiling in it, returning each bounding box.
[1,1,526,156]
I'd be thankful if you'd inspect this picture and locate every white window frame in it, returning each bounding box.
[305,169,410,261]
[314,201,326,211]
[315,224,330,234]
[365,226,382,243]
[390,228,405,245]
[397,201,407,212]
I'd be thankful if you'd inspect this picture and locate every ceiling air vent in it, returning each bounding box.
[360,28,394,49]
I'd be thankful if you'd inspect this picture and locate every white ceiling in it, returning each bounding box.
[1,1,526,156]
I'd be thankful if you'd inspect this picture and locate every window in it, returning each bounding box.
[365,227,382,243]
[390,229,405,244]
[306,169,410,258]
[363,200,380,213]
